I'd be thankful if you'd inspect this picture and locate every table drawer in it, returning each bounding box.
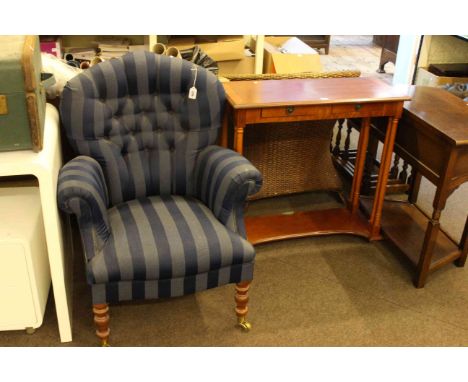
[332,102,393,117]
[261,105,331,118]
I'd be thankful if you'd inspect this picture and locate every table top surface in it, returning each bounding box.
[404,86,468,145]
[223,77,412,109]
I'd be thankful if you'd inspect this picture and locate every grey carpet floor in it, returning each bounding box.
[1,191,468,347]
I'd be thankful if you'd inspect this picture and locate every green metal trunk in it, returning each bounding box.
[0,36,46,152]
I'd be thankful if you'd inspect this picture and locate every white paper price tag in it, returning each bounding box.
[189,86,197,99]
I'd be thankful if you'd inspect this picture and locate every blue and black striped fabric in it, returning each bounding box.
[57,52,262,304]
[58,156,110,260]
[89,195,255,304]
[194,145,262,236]
[60,51,226,206]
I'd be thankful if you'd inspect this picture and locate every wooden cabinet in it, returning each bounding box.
[375,35,400,73]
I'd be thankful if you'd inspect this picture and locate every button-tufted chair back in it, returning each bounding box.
[60,51,225,206]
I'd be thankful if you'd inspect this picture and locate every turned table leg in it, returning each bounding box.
[415,150,459,286]
[93,303,110,346]
[415,213,440,288]
[232,110,247,155]
[369,117,399,239]
[349,117,370,213]
[235,281,252,332]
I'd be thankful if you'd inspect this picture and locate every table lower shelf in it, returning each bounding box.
[360,198,461,272]
[245,207,371,245]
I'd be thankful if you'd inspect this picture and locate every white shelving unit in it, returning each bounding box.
[0,187,50,333]
[0,104,72,342]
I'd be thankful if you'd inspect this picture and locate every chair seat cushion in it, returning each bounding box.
[88,195,255,284]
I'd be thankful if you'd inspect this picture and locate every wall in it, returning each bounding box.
[418,35,468,67]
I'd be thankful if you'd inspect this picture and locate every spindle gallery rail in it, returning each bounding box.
[331,118,413,196]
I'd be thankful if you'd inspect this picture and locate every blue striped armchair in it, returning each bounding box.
[57,51,262,345]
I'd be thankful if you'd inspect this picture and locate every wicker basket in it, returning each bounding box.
[244,120,343,200]
[224,70,361,200]
[221,70,360,81]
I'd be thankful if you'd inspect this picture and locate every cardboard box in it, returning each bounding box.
[415,67,468,87]
[218,56,255,76]
[168,36,244,62]
[262,36,322,74]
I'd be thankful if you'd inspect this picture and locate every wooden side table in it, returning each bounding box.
[0,104,72,342]
[361,86,468,287]
[221,77,411,244]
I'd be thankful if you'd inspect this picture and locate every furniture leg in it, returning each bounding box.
[427,150,460,270]
[93,303,110,346]
[415,150,456,287]
[349,117,370,213]
[235,281,251,332]
[369,117,399,239]
[325,35,330,54]
[408,170,422,204]
[233,111,247,155]
[454,215,468,267]
[377,62,386,74]
[414,212,441,288]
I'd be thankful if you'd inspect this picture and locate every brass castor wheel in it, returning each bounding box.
[25,327,36,335]
[237,318,252,332]
[101,340,110,347]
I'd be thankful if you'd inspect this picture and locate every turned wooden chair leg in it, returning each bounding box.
[93,303,110,346]
[235,281,252,332]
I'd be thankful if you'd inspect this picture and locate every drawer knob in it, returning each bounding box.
[286,106,295,115]
[354,104,362,111]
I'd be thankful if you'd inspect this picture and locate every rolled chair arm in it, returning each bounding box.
[57,155,110,257]
[194,145,262,237]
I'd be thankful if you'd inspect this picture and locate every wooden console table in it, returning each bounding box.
[360,86,468,287]
[221,77,411,244]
